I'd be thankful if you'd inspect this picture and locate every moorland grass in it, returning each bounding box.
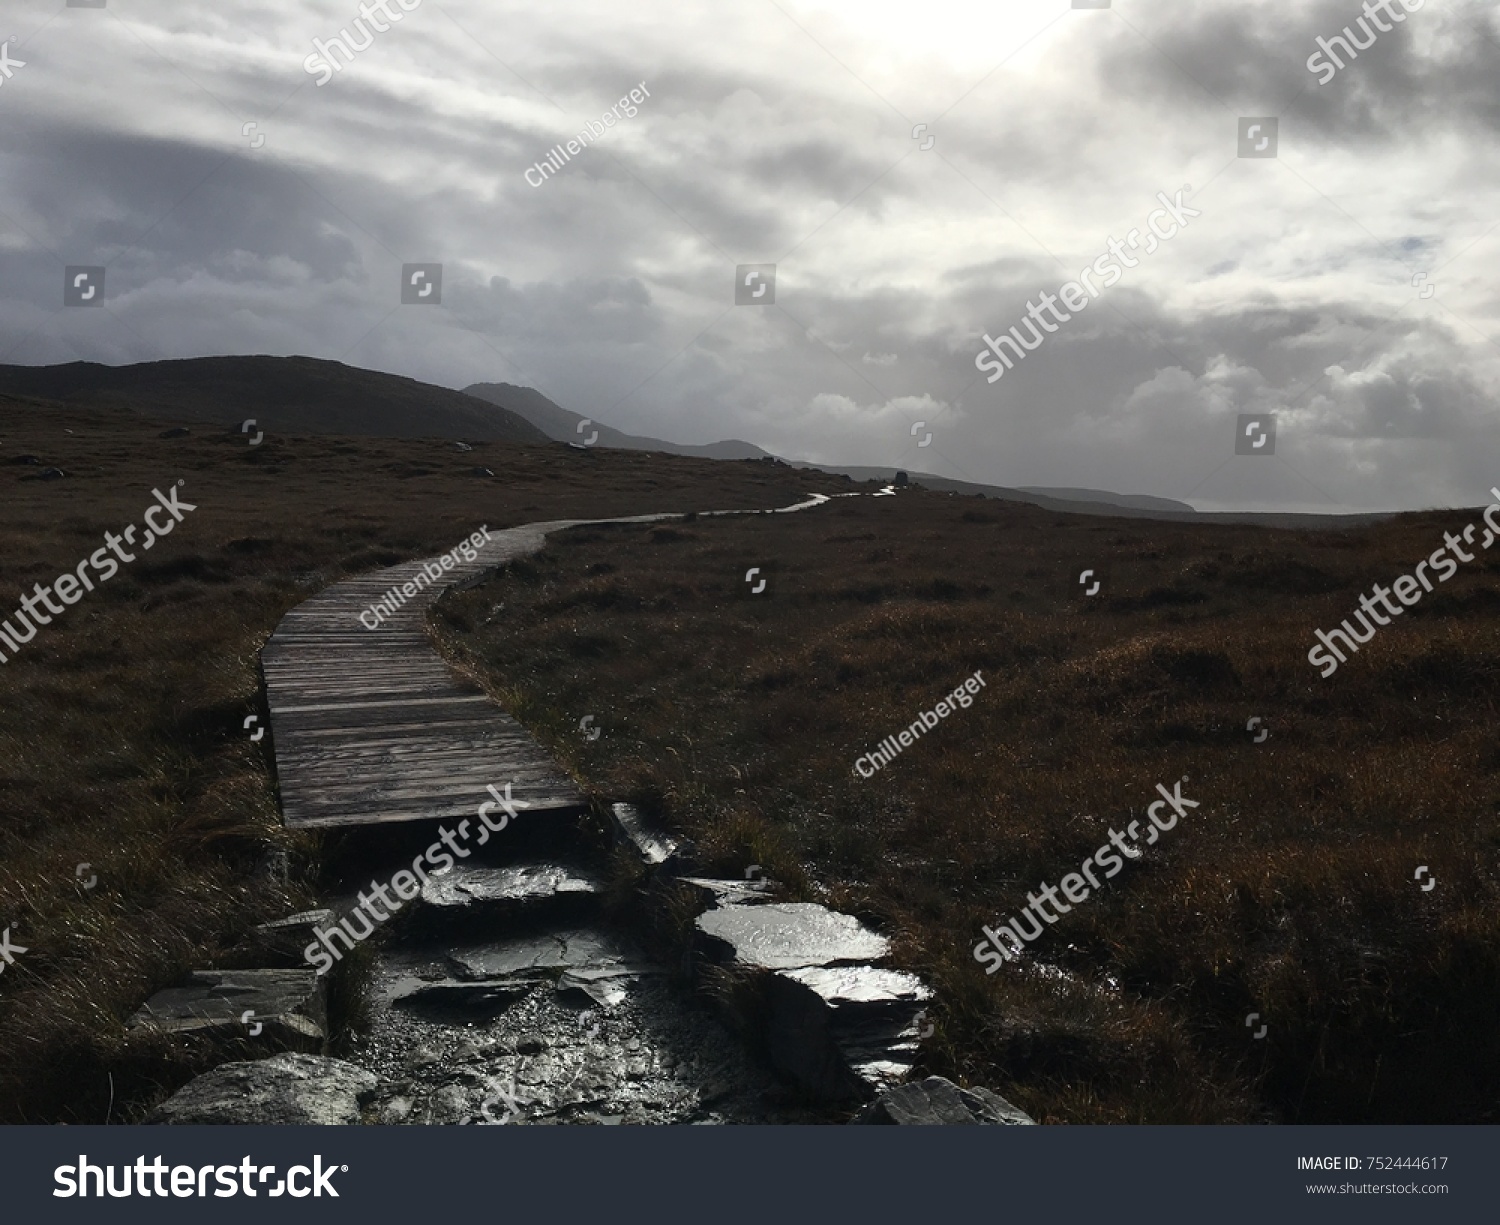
[0,393,850,1122]
[431,493,1500,1124]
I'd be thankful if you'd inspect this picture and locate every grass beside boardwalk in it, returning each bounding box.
[432,493,1500,1124]
[0,393,850,1123]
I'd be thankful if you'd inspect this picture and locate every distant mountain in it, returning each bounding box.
[788,464,1392,528]
[464,382,770,461]
[785,464,1196,516]
[0,357,549,444]
[1013,486,1194,514]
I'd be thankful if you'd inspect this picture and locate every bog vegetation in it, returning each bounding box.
[433,493,1500,1124]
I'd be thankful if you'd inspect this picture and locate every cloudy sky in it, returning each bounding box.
[2,0,1497,511]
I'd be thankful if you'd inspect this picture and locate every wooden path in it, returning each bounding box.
[262,516,667,829]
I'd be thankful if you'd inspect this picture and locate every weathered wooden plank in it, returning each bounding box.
[262,524,595,830]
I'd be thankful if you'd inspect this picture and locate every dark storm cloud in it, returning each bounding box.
[0,0,1493,509]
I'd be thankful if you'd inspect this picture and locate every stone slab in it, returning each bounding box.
[856,1076,1036,1126]
[150,1053,376,1125]
[127,969,326,1053]
[695,903,890,971]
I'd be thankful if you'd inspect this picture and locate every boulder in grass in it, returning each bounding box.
[150,1053,376,1125]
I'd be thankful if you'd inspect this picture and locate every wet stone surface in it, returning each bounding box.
[355,946,821,1124]
[127,969,327,1052]
[695,902,891,971]
[418,861,602,911]
[151,1053,375,1126]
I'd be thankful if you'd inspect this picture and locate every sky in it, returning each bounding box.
[2,0,1498,512]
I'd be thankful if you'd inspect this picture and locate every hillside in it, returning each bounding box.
[0,357,548,444]
[464,381,770,460]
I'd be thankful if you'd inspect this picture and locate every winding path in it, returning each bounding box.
[260,496,863,828]
[261,514,671,829]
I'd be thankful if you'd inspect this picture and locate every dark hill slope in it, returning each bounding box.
[0,357,548,443]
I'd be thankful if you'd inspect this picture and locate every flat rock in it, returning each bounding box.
[149,1053,376,1125]
[448,929,645,981]
[257,909,336,933]
[856,1076,1036,1126]
[127,969,326,1052]
[248,910,339,969]
[678,877,777,907]
[695,903,889,971]
[391,977,538,1019]
[420,862,601,911]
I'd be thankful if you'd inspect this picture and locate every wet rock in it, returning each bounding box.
[149,1053,376,1125]
[257,908,335,935]
[34,467,67,481]
[609,802,681,866]
[391,978,536,1020]
[764,966,930,1101]
[556,965,661,1008]
[856,1076,1036,1126]
[678,877,777,907]
[127,969,327,1052]
[159,427,191,438]
[695,903,890,971]
[250,909,336,965]
[448,929,645,980]
[418,861,601,916]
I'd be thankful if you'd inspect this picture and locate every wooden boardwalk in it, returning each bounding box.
[262,517,665,829]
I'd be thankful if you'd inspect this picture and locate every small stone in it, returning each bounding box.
[609,803,681,866]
